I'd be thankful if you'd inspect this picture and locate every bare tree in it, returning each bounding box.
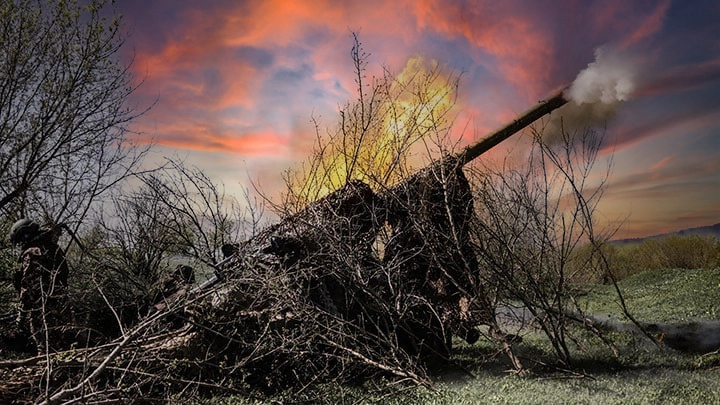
[130,158,251,268]
[0,0,149,228]
[76,157,246,298]
[46,156,251,354]
[470,124,619,366]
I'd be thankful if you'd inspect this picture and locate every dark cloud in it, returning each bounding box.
[598,67,720,157]
[271,65,313,85]
[638,59,720,96]
[234,46,275,69]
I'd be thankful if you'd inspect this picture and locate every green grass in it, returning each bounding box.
[579,267,720,322]
[427,267,720,404]
[429,368,720,404]
[212,365,720,404]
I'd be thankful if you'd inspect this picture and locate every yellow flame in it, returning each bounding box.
[292,55,458,205]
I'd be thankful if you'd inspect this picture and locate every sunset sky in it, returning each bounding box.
[120,0,720,239]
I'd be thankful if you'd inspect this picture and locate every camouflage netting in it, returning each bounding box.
[0,88,580,402]
[0,165,500,402]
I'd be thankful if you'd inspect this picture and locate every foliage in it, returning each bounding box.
[566,242,629,283]
[625,235,719,272]
[568,235,720,284]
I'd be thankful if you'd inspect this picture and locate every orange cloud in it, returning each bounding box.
[650,155,676,171]
[155,128,291,157]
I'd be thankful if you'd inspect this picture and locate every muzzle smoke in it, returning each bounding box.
[545,46,638,143]
[568,46,636,104]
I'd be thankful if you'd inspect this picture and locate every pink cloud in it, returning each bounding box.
[637,58,720,96]
[411,0,555,99]
[650,155,676,171]
[618,0,671,49]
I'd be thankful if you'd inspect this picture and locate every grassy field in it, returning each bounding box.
[426,267,720,404]
[219,267,720,404]
[580,267,720,322]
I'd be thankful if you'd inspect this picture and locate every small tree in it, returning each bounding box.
[129,158,251,268]
[471,125,620,365]
[66,157,251,333]
[0,0,149,228]
[29,157,252,356]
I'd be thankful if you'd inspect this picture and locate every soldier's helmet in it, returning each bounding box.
[8,218,40,245]
[173,264,195,284]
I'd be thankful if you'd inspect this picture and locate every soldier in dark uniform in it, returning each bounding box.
[8,219,70,353]
[149,264,195,329]
[152,264,195,308]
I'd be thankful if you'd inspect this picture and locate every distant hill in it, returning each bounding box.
[612,223,720,246]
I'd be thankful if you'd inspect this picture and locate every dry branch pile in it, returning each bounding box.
[0,165,499,402]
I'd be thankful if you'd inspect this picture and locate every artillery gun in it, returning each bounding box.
[192,89,570,362]
[206,90,568,276]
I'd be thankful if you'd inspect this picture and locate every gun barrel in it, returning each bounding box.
[456,88,568,166]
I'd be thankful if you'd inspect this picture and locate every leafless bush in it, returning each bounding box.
[469,125,622,365]
[57,158,249,341]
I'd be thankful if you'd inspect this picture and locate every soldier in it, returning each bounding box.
[151,265,194,315]
[142,264,195,330]
[8,218,70,353]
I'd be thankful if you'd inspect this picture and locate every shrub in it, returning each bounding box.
[571,235,720,285]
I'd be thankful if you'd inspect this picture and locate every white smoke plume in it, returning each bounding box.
[545,46,639,143]
[568,46,637,104]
